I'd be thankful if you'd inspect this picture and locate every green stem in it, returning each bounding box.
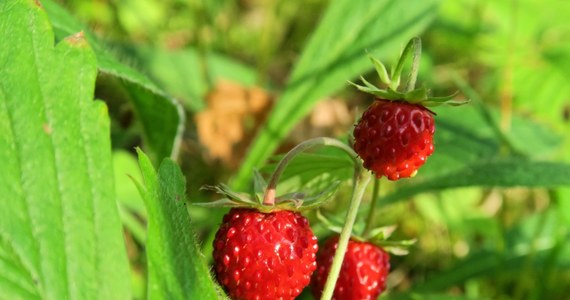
[262,137,359,205]
[320,171,371,300]
[362,178,381,237]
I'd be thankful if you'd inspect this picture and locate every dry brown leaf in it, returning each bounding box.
[290,98,354,144]
[196,80,272,168]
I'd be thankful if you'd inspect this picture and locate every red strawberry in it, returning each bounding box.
[350,39,467,180]
[311,236,390,300]
[353,99,435,180]
[213,208,318,300]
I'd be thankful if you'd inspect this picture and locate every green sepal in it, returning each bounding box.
[197,171,342,212]
[404,86,429,103]
[370,238,417,256]
[352,37,468,108]
[360,75,380,90]
[365,225,397,240]
[192,198,255,208]
[293,181,341,211]
[274,180,341,211]
[252,169,268,204]
[369,55,391,86]
[424,92,470,106]
[197,184,257,207]
[389,38,420,90]
[274,198,304,209]
[348,81,403,100]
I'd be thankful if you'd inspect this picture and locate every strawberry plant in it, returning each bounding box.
[351,38,468,180]
[2,0,570,300]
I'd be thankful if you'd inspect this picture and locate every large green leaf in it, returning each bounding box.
[42,0,184,163]
[383,159,570,206]
[0,0,130,299]
[233,0,440,189]
[132,150,224,299]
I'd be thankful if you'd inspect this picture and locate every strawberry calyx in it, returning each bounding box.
[195,170,340,213]
[349,37,469,107]
[317,210,415,256]
[197,138,360,213]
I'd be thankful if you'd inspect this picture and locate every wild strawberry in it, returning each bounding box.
[350,38,467,180]
[353,99,434,180]
[311,236,390,300]
[213,208,318,300]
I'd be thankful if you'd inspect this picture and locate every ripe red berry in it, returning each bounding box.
[311,236,390,300]
[353,99,435,180]
[213,208,318,300]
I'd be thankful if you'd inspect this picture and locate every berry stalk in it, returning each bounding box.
[320,170,371,300]
[363,178,381,237]
[262,137,359,205]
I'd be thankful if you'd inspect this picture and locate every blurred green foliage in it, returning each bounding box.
[4,0,569,299]
[58,0,570,298]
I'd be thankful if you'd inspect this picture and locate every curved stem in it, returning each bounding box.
[262,137,359,205]
[362,178,381,237]
[320,171,371,300]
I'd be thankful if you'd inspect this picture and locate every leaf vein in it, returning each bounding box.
[28,9,71,298]
[0,79,44,299]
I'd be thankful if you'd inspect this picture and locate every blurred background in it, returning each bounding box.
[51,0,570,299]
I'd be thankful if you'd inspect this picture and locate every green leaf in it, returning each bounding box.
[383,159,570,206]
[42,0,184,163]
[0,1,130,298]
[423,104,562,177]
[132,150,224,299]
[261,151,354,196]
[232,0,439,189]
[411,208,570,293]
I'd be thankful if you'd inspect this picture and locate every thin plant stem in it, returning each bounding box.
[362,178,381,237]
[262,137,359,205]
[320,171,371,300]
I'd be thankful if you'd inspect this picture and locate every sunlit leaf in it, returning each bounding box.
[132,150,224,299]
[0,1,130,297]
